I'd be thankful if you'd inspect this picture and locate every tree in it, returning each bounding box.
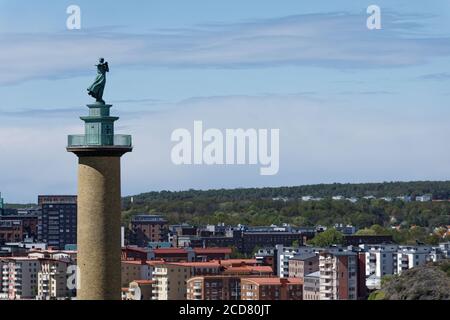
[308,229,344,247]
[355,228,376,236]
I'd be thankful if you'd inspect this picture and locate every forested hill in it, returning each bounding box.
[124,181,450,203]
[121,182,450,242]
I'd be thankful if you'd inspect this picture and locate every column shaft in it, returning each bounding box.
[76,156,122,300]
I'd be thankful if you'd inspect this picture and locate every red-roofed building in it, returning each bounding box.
[223,265,273,276]
[241,278,303,300]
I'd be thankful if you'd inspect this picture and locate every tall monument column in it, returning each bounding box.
[67,59,132,300]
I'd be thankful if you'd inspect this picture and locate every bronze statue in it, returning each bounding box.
[87,58,109,104]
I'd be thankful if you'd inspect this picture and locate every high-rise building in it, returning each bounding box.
[37,196,77,250]
[37,259,73,300]
[319,251,358,300]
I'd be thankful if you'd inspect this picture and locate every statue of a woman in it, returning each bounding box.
[87,58,109,104]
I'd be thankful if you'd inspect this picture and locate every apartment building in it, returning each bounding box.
[363,244,436,288]
[396,246,431,274]
[37,259,72,300]
[130,215,168,246]
[2,257,40,300]
[364,244,398,289]
[186,276,242,300]
[38,196,77,249]
[288,253,319,279]
[275,245,309,278]
[0,220,23,243]
[241,278,303,300]
[303,271,320,300]
[152,263,192,300]
[121,260,153,287]
[319,252,358,300]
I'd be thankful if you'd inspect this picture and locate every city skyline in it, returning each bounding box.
[1,1,450,202]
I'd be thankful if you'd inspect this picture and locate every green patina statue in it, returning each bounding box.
[87,58,109,104]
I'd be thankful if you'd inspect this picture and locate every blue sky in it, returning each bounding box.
[1,1,450,202]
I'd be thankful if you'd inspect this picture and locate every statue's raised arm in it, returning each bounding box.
[87,58,109,104]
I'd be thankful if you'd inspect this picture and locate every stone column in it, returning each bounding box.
[76,156,122,300]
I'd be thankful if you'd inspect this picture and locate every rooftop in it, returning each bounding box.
[290,253,317,261]
[241,277,303,286]
[193,248,232,254]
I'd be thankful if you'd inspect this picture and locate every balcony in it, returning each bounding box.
[68,134,132,148]
[321,287,333,295]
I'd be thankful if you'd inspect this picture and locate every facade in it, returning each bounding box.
[0,209,39,240]
[319,252,358,300]
[130,215,168,246]
[0,220,23,243]
[187,276,242,300]
[240,278,303,300]
[2,257,40,300]
[364,244,435,289]
[152,263,192,300]
[303,271,320,300]
[396,246,431,274]
[364,244,398,289]
[275,245,319,277]
[288,253,319,279]
[191,229,304,255]
[37,259,72,300]
[38,196,77,249]
[121,260,153,287]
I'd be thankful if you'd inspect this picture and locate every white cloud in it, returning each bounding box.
[1,12,450,85]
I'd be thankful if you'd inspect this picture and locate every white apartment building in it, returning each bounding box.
[396,246,431,274]
[364,245,398,289]
[2,257,40,300]
[37,259,72,300]
[363,244,436,289]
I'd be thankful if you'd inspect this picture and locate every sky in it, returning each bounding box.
[1,1,450,202]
